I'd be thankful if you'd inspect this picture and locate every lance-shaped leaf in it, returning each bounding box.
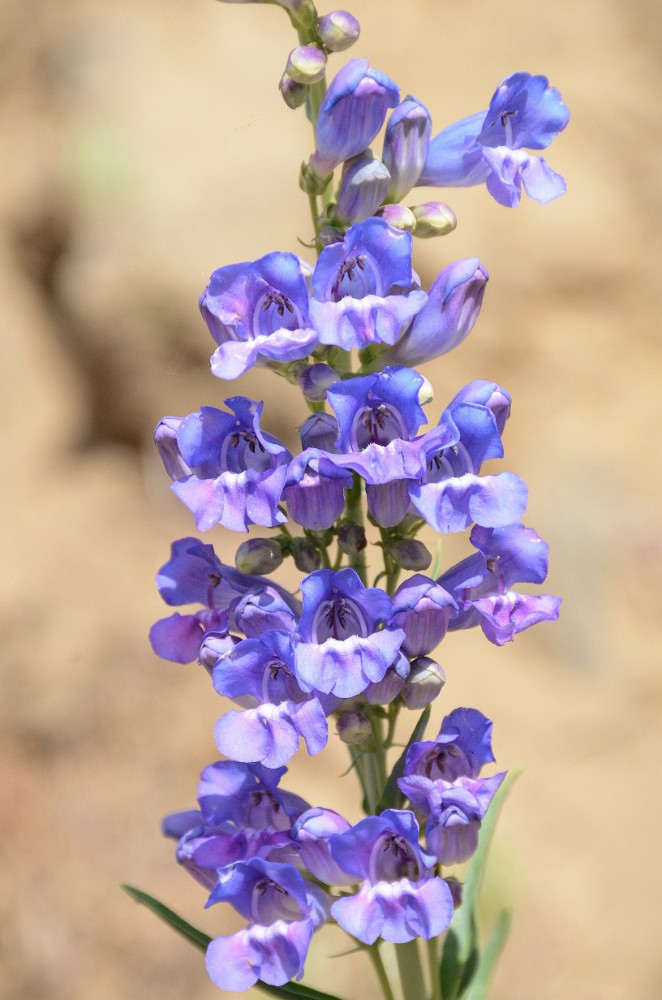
[439,772,517,1000]
[121,884,346,1000]
[376,704,430,812]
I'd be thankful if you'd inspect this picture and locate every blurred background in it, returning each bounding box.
[1,0,661,997]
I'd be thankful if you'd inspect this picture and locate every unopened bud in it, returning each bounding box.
[400,656,446,709]
[286,45,327,85]
[300,157,333,196]
[279,72,307,110]
[390,538,432,571]
[410,201,457,238]
[444,876,463,909]
[199,633,239,675]
[336,711,371,744]
[418,375,434,406]
[337,522,367,556]
[300,412,339,451]
[235,538,283,576]
[375,203,416,231]
[317,10,360,52]
[334,151,391,226]
[292,539,322,573]
[297,362,338,402]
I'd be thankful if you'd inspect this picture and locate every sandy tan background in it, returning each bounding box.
[2,0,661,998]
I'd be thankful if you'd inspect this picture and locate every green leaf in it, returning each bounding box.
[376,705,431,813]
[463,909,512,1000]
[121,884,211,952]
[440,772,518,1000]
[121,885,346,1000]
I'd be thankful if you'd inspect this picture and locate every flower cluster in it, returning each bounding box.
[147,2,566,996]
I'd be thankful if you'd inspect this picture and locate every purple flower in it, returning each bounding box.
[161,762,309,889]
[212,631,329,769]
[283,449,353,530]
[410,394,528,533]
[156,398,291,532]
[391,574,457,657]
[334,152,392,227]
[329,809,454,943]
[311,59,400,174]
[399,772,506,864]
[378,258,489,368]
[382,95,432,202]
[403,707,496,782]
[310,218,427,350]
[439,522,561,644]
[199,252,317,379]
[291,807,354,885]
[293,568,405,698]
[205,858,328,991]
[419,72,569,207]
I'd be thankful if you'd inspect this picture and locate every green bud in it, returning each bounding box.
[390,538,432,571]
[317,11,360,52]
[375,203,417,232]
[286,44,327,85]
[337,522,367,556]
[410,201,457,238]
[300,158,333,196]
[235,538,283,575]
[336,711,371,745]
[292,539,322,573]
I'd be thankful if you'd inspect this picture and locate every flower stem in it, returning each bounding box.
[345,474,367,585]
[427,936,442,1000]
[395,939,428,1000]
[368,944,397,1000]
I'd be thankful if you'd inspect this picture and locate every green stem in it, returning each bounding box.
[427,936,442,1000]
[368,945,397,1000]
[395,939,427,1000]
[346,474,367,585]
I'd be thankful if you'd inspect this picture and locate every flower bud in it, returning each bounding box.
[300,158,333,196]
[317,10,360,52]
[312,59,399,173]
[154,416,189,480]
[292,539,322,573]
[279,71,307,110]
[411,201,457,238]
[375,203,416,231]
[336,711,371,744]
[379,258,488,367]
[234,537,283,576]
[286,45,327,85]
[390,538,432,571]
[445,876,463,909]
[334,151,391,226]
[418,375,434,406]
[383,96,432,202]
[297,362,338,402]
[337,522,367,556]
[448,380,511,436]
[400,656,446,709]
[199,632,240,675]
[300,412,339,451]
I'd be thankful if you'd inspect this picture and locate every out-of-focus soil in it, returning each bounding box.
[1,1,661,998]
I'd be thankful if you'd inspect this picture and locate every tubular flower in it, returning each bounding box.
[419,72,570,207]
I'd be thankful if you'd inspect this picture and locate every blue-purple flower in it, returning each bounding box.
[311,59,399,174]
[329,809,454,943]
[212,630,329,769]
[419,72,570,207]
[439,522,562,644]
[310,218,426,350]
[155,398,291,532]
[293,568,405,698]
[382,95,432,202]
[205,858,328,991]
[200,252,317,379]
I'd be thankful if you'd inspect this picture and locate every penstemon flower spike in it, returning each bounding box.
[128,2,568,998]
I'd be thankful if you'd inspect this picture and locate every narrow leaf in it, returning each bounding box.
[440,772,518,1000]
[122,884,211,952]
[121,885,345,1000]
[376,705,431,813]
[463,909,512,1000]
